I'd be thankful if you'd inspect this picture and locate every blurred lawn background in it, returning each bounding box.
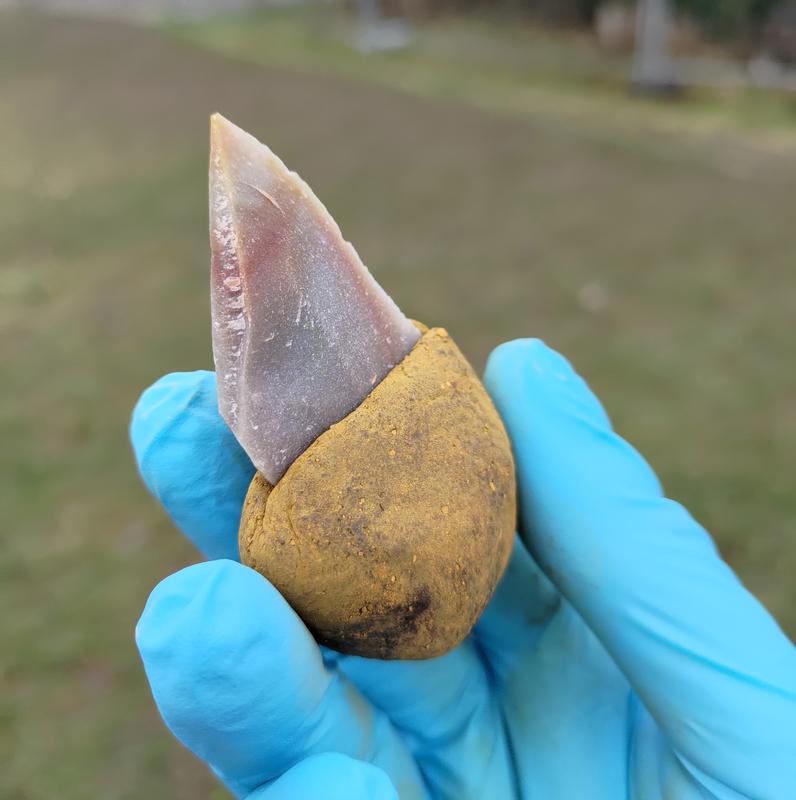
[1,4,795,798]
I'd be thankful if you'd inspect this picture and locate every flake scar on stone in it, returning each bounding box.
[245,182,284,214]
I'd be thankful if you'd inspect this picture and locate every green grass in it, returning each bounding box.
[1,7,795,799]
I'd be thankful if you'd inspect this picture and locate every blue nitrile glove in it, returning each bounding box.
[131,340,796,800]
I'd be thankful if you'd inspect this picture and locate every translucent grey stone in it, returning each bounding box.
[210,114,420,484]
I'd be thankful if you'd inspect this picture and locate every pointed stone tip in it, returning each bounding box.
[210,112,232,135]
[210,113,256,157]
[209,113,279,169]
[210,112,235,155]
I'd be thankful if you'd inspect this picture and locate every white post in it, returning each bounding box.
[632,0,677,92]
[357,0,380,27]
[353,0,411,53]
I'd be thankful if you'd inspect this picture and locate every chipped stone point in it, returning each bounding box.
[209,114,420,484]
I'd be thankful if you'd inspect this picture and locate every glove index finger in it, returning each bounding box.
[130,371,255,561]
[484,339,796,798]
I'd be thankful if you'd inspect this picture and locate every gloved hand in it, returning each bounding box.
[131,339,796,800]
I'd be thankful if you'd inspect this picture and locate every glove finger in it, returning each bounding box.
[245,753,398,800]
[328,546,548,798]
[334,539,557,726]
[334,642,515,799]
[136,560,424,799]
[130,371,254,560]
[484,338,796,798]
[472,535,560,680]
